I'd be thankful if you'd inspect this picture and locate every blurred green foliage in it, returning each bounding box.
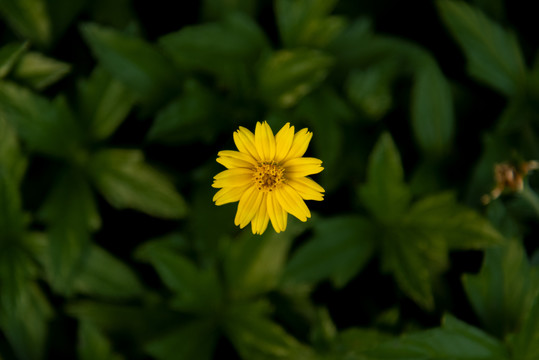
[0,0,538,359]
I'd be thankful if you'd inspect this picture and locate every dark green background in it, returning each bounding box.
[1,0,538,359]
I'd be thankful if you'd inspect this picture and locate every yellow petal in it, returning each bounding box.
[251,193,270,234]
[235,186,264,228]
[287,166,323,178]
[234,185,255,226]
[281,128,312,163]
[217,156,254,169]
[213,184,251,205]
[282,157,321,168]
[275,184,311,222]
[233,126,259,160]
[212,168,253,188]
[255,121,276,162]
[287,177,325,201]
[213,168,252,179]
[289,176,325,193]
[281,207,288,231]
[218,150,258,167]
[254,122,266,160]
[267,192,286,233]
[284,157,324,178]
[274,123,295,163]
[241,190,264,229]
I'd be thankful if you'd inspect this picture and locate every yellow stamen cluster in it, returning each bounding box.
[254,162,284,192]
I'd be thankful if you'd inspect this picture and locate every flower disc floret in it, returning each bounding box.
[254,162,284,192]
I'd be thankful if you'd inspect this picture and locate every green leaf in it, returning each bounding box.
[0,113,27,184]
[145,319,218,360]
[495,96,537,135]
[380,227,446,310]
[0,42,28,78]
[310,307,337,349]
[80,23,181,106]
[381,192,502,309]
[404,192,504,250]
[409,159,445,197]
[74,245,144,300]
[358,132,411,223]
[282,215,375,287]
[511,294,539,360]
[39,167,100,231]
[147,79,218,145]
[471,0,505,21]
[275,0,346,48]
[346,62,395,120]
[224,225,299,300]
[0,81,83,158]
[0,154,25,242]
[0,0,51,48]
[437,0,526,96]
[462,239,539,337]
[136,232,190,254]
[294,87,353,191]
[331,27,427,73]
[411,58,454,156]
[187,168,238,258]
[78,321,122,360]
[40,168,94,294]
[0,242,37,312]
[223,301,309,359]
[46,0,86,41]
[332,328,393,356]
[159,12,268,82]
[329,18,373,65]
[297,87,354,125]
[45,208,91,295]
[88,149,188,219]
[77,66,136,142]
[11,51,71,90]
[135,242,221,313]
[440,315,509,359]
[365,314,509,359]
[0,283,53,360]
[258,49,333,108]
[67,301,182,343]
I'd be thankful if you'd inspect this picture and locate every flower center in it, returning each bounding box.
[254,162,285,192]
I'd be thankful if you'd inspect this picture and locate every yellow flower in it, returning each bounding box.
[212,121,325,234]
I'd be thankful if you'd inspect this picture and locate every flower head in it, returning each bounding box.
[212,121,324,234]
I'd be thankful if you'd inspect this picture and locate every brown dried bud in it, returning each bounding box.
[481,160,539,205]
